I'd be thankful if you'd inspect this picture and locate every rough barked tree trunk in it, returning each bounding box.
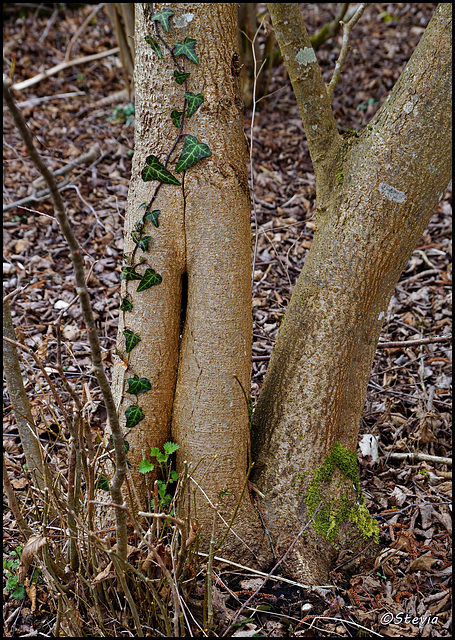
[251,3,452,582]
[109,3,269,565]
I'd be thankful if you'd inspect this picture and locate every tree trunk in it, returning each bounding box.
[251,3,452,582]
[110,3,270,565]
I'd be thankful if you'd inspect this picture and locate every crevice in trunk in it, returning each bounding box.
[180,271,188,339]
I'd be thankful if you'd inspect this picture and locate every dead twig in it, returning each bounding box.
[387,452,452,466]
[377,334,451,349]
[10,47,120,92]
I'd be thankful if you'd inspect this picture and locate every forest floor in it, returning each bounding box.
[3,3,451,638]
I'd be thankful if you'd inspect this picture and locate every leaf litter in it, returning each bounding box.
[3,3,451,637]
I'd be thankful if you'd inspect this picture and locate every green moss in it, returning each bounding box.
[336,172,344,184]
[304,441,379,543]
[291,471,308,488]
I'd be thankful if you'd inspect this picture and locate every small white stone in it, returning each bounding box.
[54,300,70,310]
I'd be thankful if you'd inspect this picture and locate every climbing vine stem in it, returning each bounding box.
[116,3,211,488]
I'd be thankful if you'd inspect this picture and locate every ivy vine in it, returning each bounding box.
[102,4,211,487]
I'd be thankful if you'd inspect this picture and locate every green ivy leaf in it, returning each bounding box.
[173,37,198,64]
[125,405,145,429]
[176,135,211,172]
[171,109,184,128]
[151,8,174,32]
[138,236,152,251]
[164,441,180,456]
[126,375,152,395]
[109,435,130,453]
[138,202,148,210]
[144,34,162,58]
[144,209,160,227]
[138,459,155,474]
[185,92,204,117]
[123,329,141,353]
[6,579,25,600]
[137,268,162,292]
[96,474,110,491]
[173,69,190,85]
[120,266,143,281]
[142,155,181,185]
[120,297,133,312]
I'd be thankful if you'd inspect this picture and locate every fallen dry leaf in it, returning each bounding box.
[407,551,438,572]
[18,535,47,583]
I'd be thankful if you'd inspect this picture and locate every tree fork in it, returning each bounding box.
[252,3,452,582]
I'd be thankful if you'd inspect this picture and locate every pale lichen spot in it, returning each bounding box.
[378,311,385,321]
[427,164,439,174]
[312,125,318,130]
[173,13,194,28]
[379,182,406,203]
[295,47,317,66]
[403,101,414,114]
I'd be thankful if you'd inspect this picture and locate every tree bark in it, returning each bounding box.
[110,3,270,565]
[251,3,452,582]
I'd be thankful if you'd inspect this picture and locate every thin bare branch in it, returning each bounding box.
[10,47,120,91]
[377,333,452,349]
[327,3,369,101]
[3,76,128,562]
[266,4,342,188]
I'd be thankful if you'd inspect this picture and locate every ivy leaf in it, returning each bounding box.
[171,109,184,128]
[121,266,143,281]
[125,405,145,429]
[141,155,181,185]
[138,459,155,474]
[164,441,180,456]
[138,202,148,210]
[120,297,133,312]
[138,236,152,252]
[144,209,160,227]
[96,474,110,491]
[144,34,162,58]
[126,375,152,395]
[151,8,174,32]
[173,69,190,85]
[123,329,141,353]
[137,268,162,292]
[176,135,211,172]
[109,435,130,453]
[185,92,204,117]
[173,37,198,64]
